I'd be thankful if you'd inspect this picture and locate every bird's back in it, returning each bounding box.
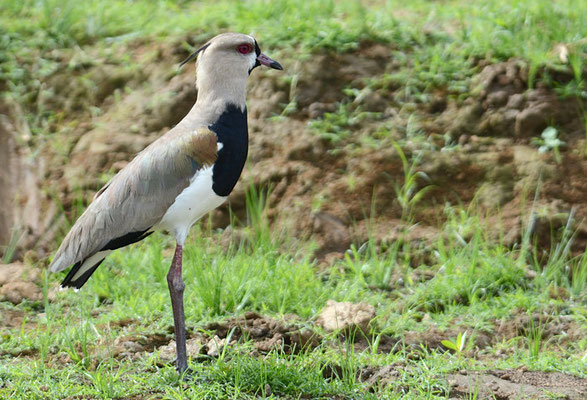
[49,123,219,283]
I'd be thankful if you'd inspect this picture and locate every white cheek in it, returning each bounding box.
[248,54,257,69]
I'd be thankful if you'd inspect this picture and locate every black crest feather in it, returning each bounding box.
[179,43,211,67]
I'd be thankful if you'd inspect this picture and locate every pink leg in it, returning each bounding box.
[167,244,188,374]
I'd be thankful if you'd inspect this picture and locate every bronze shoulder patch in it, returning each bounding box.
[188,127,218,167]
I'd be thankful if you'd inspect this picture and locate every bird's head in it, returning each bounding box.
[180,33,282,106]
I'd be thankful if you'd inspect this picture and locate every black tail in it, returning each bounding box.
[60,229,153,289]
[61,258,106,289]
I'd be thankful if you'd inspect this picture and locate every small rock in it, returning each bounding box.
[316,300,376,333]
[206,335,226,357]
[158,338,203,362]
[312,213,351,256]
[264,384,272,396]
[506,93,525,110]
[486,90,509,108]
[122,341,144,353]
[515,103,550,137]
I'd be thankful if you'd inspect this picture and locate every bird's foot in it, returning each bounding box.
[178,367,210,384]
[178,366,194,381]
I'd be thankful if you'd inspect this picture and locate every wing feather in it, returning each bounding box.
[49,127,218,273]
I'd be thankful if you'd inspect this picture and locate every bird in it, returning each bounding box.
[48,32,283,374]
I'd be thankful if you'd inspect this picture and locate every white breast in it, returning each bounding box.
[155,165,226,245]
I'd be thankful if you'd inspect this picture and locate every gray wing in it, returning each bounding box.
[49,128,218,274]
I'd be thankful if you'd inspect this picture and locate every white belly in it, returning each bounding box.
[156,166,226,245]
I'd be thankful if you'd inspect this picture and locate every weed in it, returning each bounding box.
[1,228,22,263]
[441,331,468,357]
[532,126,565,163]
[526,313,546,359]
[392,140,435,223]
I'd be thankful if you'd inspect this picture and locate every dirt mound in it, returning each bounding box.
[107,312,320,364]
[495,310,585,346]
[326,365,586,399]
[77,313,318,364]
[113,332,171,360]
[448,369,587,400]
[0,262,42,304]
[203,312,319,355]
[4,39,584,264]
[290,44,392,118]
[316,300,376,334]
[0,100,52,261]
[354,308,584,357]
[445,60,585,140]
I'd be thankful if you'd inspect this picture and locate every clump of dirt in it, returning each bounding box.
[326,364,586,399]
[157,337,205,363]
[369,306,585,356]
[0,308,27,330]
[0,99,53,261]
[321,362,403,390]
[399,326,492,355]
[89,312,320,364]
[448,369,587,400]
[358,364,401,391]
[0,262,42,304]
[315,300,376,334]
[289,44,391,118]
[494,310,585,345]
[113,332,170,360]
[442,60,584,142]
[203,311,320,355]
[475,61,583,139]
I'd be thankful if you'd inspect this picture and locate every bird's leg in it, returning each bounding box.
[167,244,188,374]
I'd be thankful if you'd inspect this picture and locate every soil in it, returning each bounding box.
[1,42,585,265]
[447,369,587,400]
[86,312,320,365]
[324,364,587,399]
[0,262,42,304]
[202,311,320,355]
[315,300,376,334]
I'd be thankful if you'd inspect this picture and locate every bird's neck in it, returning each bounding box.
[194,71,247,111]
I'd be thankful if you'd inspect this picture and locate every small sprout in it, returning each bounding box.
[532,126,565,163]
[441,331,468,356]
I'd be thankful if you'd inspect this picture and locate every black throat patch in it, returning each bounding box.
[208,104,249,197]
[250,40,262,73]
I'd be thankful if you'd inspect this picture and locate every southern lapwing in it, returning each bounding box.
[49,33,282,374]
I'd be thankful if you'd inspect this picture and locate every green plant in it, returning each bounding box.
[526,314,545,359]
[392,140,435,223]
[1,228,22,263]
[441,331,468,357]
[532,126,565,163]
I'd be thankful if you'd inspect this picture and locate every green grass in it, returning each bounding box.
[1,0,584,155]
[1,184,585,398]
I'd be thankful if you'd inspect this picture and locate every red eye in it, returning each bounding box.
[237,44,252,54]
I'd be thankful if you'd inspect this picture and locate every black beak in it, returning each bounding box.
[256,53,283,70]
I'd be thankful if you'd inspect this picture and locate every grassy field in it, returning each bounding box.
[1,194,586,398]
[1,0,586,399]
